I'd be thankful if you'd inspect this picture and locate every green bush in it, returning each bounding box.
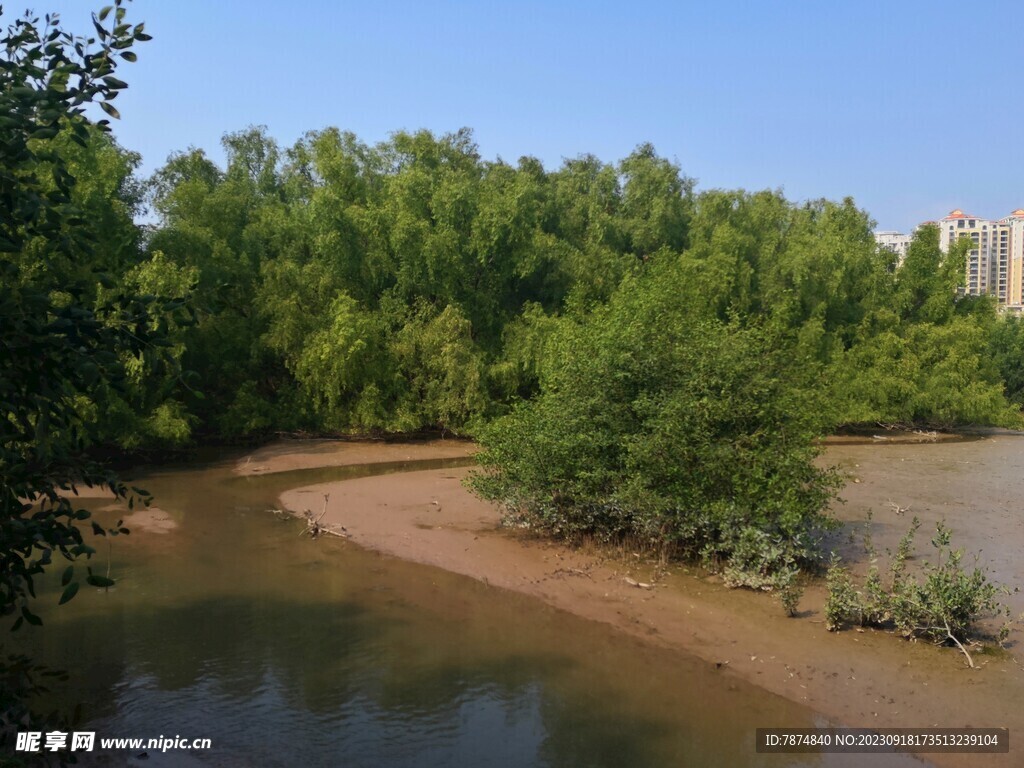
[825,518,1012,654]
[824,554,861,630]
[890,522,1010,644]
[778,576,804,618]
[470,254,840,584]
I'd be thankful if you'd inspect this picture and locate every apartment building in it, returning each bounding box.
[874,230,912,265]
[1002,209,1024,307]
[938,210,1010,303]
[876,210,1024,307]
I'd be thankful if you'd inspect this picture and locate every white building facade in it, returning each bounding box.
[874,230,912,266]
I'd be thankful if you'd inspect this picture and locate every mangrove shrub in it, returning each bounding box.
[470,252,840,584]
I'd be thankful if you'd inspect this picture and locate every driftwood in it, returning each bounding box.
[623,576,654,589]
[886,499,911,515]
[551,567,593,580]
[299,494,348,540]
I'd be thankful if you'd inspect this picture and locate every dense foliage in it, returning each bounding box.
[469,196,1021,580]
[0,1,163,629]
[470,254,840,584]
[138,129,695,438]
[0,0,177,748]
[76,118,1013,445]
[47,127,1015,448]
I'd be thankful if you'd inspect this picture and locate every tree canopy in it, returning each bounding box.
[1,1,167,630]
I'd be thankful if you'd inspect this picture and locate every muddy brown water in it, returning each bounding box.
[8,448,971,767]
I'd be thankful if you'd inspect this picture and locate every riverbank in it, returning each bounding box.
[234,436,477,475]
[264,437,1024,768]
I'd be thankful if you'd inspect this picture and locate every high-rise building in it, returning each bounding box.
[938,210,1010,302]
[1002,210,1024,307]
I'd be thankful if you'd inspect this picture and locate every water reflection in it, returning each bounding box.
[11,457,924,767]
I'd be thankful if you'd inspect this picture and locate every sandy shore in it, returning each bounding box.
[263,438,1023,768]
[234,436,476,476]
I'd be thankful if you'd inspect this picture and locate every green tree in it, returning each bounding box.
[142,123,1023,443]
[825,225,1015,428]
[148,127,295,437]
[290,291,383,430]
[0,0,180,747]
[389,302,487,432]
[990,314,1024,406]
[618,142,692,259]
[1,1,158,627]
[471,252,839,583]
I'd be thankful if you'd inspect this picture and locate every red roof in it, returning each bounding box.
[941,209,976,220]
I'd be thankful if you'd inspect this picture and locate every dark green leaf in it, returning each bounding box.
[58,582,80,605]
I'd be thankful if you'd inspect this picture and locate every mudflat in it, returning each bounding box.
[235,437,476,476]
[264,436,1024,768]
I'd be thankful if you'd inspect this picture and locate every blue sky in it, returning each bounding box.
[24,1,1024,231]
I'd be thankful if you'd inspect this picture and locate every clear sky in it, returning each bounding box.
[23,0,1024,232]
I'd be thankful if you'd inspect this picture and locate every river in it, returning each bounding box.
[13,440,1008,767]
